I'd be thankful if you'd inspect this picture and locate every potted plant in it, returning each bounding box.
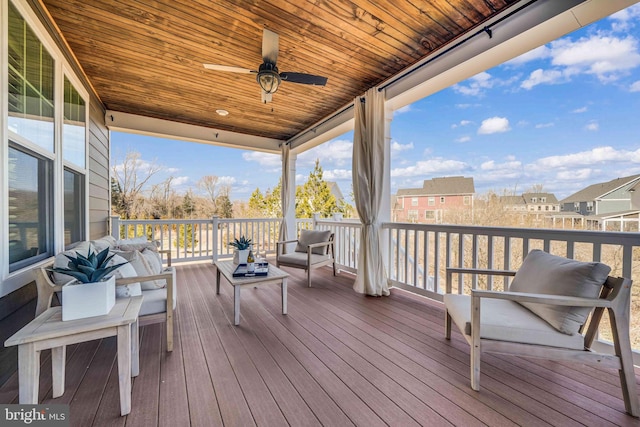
[50,248,127,321]
[229,236,252,264]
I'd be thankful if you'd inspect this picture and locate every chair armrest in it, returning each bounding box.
[307,241,332,249]
[158,249,171,266]
[471,289,611,308]
[277,239,299,245]
[115,271,173,286]
[446,268,517,293]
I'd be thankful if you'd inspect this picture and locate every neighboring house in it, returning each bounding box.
[393,176,475,223]
[327,182,345,204]
[559,175,640,216]
[503,192,559,213]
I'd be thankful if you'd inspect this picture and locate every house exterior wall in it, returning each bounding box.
[393,194,472,223]
[597,199,632,215]
[88,101,110,239]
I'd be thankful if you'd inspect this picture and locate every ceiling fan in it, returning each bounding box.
[204,29,328,103]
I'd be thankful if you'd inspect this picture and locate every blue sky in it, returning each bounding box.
[112,4,640,202]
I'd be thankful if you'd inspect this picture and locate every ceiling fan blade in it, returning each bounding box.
[262,29,279,65]
[280,72,328,86]
[203,64,255,74]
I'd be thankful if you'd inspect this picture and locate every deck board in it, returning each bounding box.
[1,261,639,426]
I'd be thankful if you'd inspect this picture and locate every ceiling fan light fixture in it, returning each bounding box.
[257,63,281,94]
[215,109,229,116]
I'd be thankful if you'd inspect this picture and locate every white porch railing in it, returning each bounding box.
[110,215,640,354]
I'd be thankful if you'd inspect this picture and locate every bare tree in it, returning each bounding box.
[197,175,231,216]
[111,150,163,219]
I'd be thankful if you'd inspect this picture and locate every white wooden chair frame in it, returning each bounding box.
[445,267,639,417]
[276,233,336,287]
[34,252,175,352]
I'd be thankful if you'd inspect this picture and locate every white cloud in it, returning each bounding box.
[556,169,593,181]
[534,146,640,170]
[572,106,588,113]
[453,72,494,96]
[585,121,599,131]
[394,105,412,115]
[521,68,564,89]
[451,120,472,129]
[299,139,352,167]
[507,45,552,66]
[242,151,281,169]
[166,167,179,174]
[391,158,468,177]
[630,80,640,92]
[456,136,471,143]
[535,122,554,129]
[391,141,413,153]
[478,117,511,134]
[324,169,352,180]
[610,4,640,31]
[172,176,190,186]
[475,158,523,183]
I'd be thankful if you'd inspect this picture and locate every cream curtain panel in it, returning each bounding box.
[278,143,291,252]
[352,88,390,296]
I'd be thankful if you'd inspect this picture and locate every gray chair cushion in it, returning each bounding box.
[295,229,332,255]
[139,267,177,316]
[444,293,584,349]
[509,250,611,335]
[278,252,331,267]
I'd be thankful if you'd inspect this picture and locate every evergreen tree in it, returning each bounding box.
[296,159,337,218]
[216,193,233,218]
[182,189,196,218]
[110,177,126,216]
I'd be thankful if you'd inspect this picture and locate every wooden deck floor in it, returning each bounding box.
[1,262,639,426]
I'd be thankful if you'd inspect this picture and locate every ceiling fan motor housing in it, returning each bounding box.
[257,62,281,94]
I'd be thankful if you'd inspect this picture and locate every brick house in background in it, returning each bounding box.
[393,176,475,223]
[501,193,559,213]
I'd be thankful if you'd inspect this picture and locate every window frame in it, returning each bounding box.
[2,0,90,287]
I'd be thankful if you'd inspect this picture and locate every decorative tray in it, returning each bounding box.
[232,262,269,277]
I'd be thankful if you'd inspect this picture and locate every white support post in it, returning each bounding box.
[110,215,120,239]
[285,153,297,241]
[380,102,392,273]
[312,213,320,229]
[212,215,219,263]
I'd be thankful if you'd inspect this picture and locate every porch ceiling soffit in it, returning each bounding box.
[106,110,282,154]
[87,0,634,156]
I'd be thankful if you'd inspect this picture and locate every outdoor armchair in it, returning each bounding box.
[444,250,639,417]
[276,229,336,287]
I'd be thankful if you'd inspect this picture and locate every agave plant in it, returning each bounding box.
[229,236,252,250]
[51,248,127,284]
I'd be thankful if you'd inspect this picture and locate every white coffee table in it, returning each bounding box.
[214,260,289,325]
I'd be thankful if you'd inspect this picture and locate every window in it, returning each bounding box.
[63,76,86,168]
[8,145,53,272]
[64,169,85,246]
[538,206,542,211]
[411,197,418,206]
[7,2,55,152]
[424,210,435,219]
[531,197,537,203]
[574,202,580,212]
[407,210,419,221]
[6,3,88,272]
[545,206,549,211]
[440,196,445,204]
[428,197,435,206]
[463,196,471,205]
[541,197,546,203]
[586,202,594,212]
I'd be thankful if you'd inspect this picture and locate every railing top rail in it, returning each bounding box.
[118,218,212,225]
[383,222,640,244]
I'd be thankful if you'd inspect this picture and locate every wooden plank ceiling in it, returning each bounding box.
[40,0,518,141]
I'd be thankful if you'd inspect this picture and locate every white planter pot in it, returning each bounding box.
[62,275,116,321]
[233,249,249,265]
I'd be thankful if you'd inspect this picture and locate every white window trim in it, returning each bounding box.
[1,0,90,297]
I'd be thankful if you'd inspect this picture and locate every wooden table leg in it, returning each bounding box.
[18,343,39,404]
[51,346,66,398]
[117,324,132,416]
[281,278,288,315]
[234,285,241,325]
[131,318,140,377]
